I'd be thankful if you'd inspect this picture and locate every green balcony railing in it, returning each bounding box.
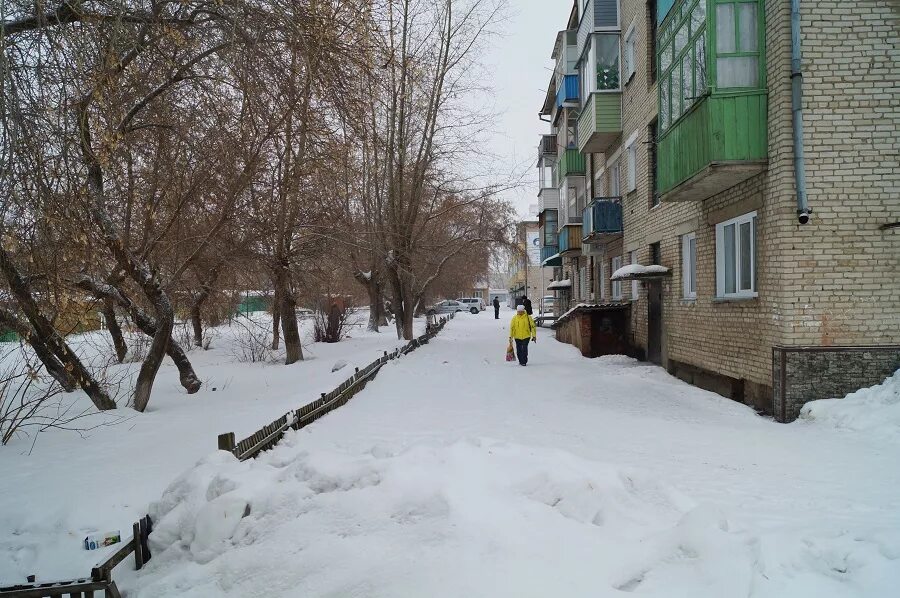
[557,148,586,182]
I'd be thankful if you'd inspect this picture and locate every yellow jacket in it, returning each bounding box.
[509,313,537,340]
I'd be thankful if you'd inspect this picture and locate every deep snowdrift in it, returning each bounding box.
[800,369,900,441]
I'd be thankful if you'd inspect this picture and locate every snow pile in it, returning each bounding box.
[800,369,900,441]
[611,264,670,280]
[547,279,571,290]
[129,437,900,597]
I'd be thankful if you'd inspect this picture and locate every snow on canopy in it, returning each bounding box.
[547,279,572,290]
[611,264,670,280]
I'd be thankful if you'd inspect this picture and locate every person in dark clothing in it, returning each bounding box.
[522,296,533,316]
[492,297,500,319]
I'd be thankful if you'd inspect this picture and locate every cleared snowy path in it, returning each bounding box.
[127,310,900,597]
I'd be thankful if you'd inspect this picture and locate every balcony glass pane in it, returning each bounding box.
[675,23,688,58]
[739,3,758,52]
[660,76,670,130]
[682,55,693,111]
[662,41,673,72]
[717,56,758,87]
[740,221,752,290]
[716,4,736,53]
[691,0,706,36]
[724,223,736,294]
[674,61,683,117]
[595,34,621,90]
[695,33,706,91]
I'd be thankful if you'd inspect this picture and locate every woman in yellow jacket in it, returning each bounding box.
[509,304,537,366]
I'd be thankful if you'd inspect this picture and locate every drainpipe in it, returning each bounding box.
[791,0,811,224]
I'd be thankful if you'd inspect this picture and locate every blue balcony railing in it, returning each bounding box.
[582,197,623,242]
[555,74,579,108]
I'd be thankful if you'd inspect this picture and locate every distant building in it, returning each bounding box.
[508,219,555,309]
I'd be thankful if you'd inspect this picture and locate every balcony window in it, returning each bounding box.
[566,110,579,148]
[624,24,637,82]
[716,2,759,88]
[580,33,622,103]
[658,0,707,134]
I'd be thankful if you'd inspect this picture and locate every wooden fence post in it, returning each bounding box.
[217,432,235,452]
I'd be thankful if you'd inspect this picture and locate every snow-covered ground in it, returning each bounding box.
[0,312,425,584]
[800,369,900,442]
[110,310,899,597]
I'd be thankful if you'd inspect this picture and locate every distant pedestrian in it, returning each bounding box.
[493,297,500,319]
[509,304,537,366]
[522,296,533,316]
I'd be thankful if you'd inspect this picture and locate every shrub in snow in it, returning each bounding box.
[228,317,274,363]
[800,369,900,440]
[312,298,359,343]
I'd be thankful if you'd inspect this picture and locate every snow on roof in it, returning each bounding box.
[552,302,630,327]
[611,264,670,281]
[541,252,561,267]
[547,279,571,290]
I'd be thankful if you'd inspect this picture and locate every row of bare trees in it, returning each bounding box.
[0,0,512,415]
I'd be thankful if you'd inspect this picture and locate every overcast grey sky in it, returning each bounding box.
[480,0,574,218]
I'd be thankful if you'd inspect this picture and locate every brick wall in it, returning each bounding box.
[773,346,900,422]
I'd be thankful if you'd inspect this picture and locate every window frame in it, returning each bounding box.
[715,211,757,299]
[626,141,637,192]
[611,255,623,299]
[624,21,638,83]
[609,159,621,196]
[630,251,639,301]
[681,232,697,299]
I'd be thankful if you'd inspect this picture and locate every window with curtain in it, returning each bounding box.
[716,1,760,88]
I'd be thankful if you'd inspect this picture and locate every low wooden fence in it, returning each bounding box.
[218,314,452,461]
[0,516,151,598]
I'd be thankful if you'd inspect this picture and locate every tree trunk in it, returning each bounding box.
[73,277,202,394]
[280,290,303,364]
[0,308,77,392]
[366,281,382,332]
[271,287,281,350]
[0,248,115,409]
[102,299,128,362]
[191,303,203,348]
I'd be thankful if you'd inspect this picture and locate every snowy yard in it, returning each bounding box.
[4,309,899,597]
[0,312,425,584]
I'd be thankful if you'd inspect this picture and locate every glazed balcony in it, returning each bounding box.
[582,197,623,243]
[656,0,768,202]
[540,245,561,267]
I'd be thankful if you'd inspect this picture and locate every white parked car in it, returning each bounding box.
[457,297,485,313]
[427,300,466,315]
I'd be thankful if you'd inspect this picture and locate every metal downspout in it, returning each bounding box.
[791,0,811,224]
